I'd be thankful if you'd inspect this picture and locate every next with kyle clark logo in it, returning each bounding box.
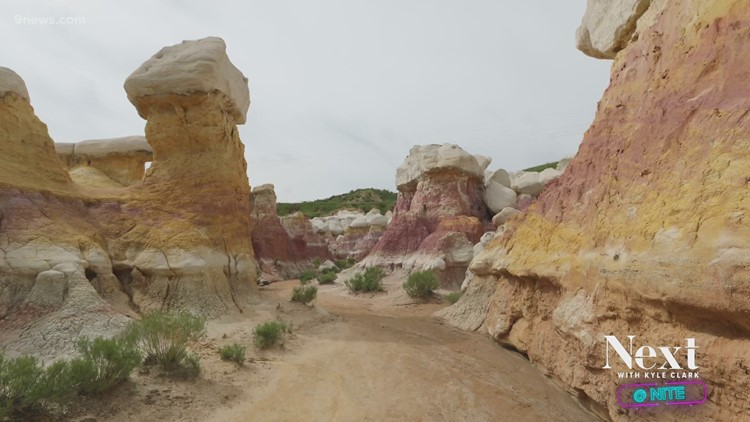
[602,335,707,408]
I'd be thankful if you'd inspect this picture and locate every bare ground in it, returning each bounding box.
[67,273,597,422]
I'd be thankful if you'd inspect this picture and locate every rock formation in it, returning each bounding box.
[116,36,258,315]
[482,165,566,228]
[443,1,750,419]
[251,184,331,279]
[363,144,491,287]
[328,209,390,260]
[0,37,259,359]
[56,136,153,187]
[576,0,652,59]
[280,211,332,261]
[251,184,295,262]
[0,67,130,361]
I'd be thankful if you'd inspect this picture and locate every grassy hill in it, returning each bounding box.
[523,161,559,172]
[278,188,398,218]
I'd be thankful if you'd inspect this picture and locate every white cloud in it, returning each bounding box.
[2,0,610,201]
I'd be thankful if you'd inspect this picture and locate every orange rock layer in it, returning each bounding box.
[444,1,750,420]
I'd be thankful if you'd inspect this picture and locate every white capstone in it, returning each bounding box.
[124,37,250,123]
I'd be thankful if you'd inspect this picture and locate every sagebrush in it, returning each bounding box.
[403,271,439,299]
[317,271,337,284]
[345,267,385,293]
[335,258,356,270]
[0,334,141,418]
[125,310,206,377]
[292,285,318,303]
[219,343,246,366]
[299,269,317,284]
[73,335,142,394]
[253,321,293,349]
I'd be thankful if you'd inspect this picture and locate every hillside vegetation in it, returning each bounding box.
[523,161,559,172]
[278,188,397,218]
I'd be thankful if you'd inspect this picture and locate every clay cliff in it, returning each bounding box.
[280,211,332,262]
[251,184,295,262]
[0,67,131,361]
[0,37,259,360]
[442,0,750,420]
[251,184,331,279]
[363,144,492,287]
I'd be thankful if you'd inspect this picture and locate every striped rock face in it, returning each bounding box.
[0,38,260,360]
[365,144,492,287]
[442,1,750,420]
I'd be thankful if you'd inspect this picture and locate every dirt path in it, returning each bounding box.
[70,276,596,422]
[206,278,597,422]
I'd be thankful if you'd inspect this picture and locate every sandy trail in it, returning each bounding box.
[207,279,597,422]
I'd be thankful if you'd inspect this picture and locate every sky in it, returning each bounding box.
[2,1,611,202]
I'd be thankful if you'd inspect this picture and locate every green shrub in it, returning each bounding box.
[0,334,142,418]
[126,310,206,377]
[299,269,317,284]
[444,291,463,304]
[335,258,356,270]
[320,266,340,274]
[0,354,76,418]
[312,257,322,268]
[0,355,45,414]
[73,335,142,393]
[403,271,439,299]
[253,321,292,349]
[291,285,318,304]
[317,271,337,284]
[219,343,246,366]
[345,267,385,293]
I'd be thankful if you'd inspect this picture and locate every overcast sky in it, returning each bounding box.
[3,1,610,202]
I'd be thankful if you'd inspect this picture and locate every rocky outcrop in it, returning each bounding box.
[444,1,750,420]
[328,209,390,260]
[576,0,653,59]
[279,211,331,261]
[251,184,330,279]
[117,37,258,315]
[56,136,153,187]
[0,37,259,359]
[363,144,490,287]
[0,67,130,361]
[251,184,295,262]
[483,165,566,227]
[0,67,72,191]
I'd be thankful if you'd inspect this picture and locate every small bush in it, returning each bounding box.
[291,285,318,304]
[299,269,317,284]
[335,258,356,270]
[403,271,439,299]
[0,355,47,415]
[345,267,385,293]
[312,257,322,268]
[0,354,77,418]
[317,271,337,284]
[0,334,142,418]
[126,310,206,377]
[253,321,292,349]
[73,335,142,394]
[219,343,246,366]
[320,266,340,274]
[444,291,463,304]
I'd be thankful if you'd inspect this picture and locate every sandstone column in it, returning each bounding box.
[121,37,258,315]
